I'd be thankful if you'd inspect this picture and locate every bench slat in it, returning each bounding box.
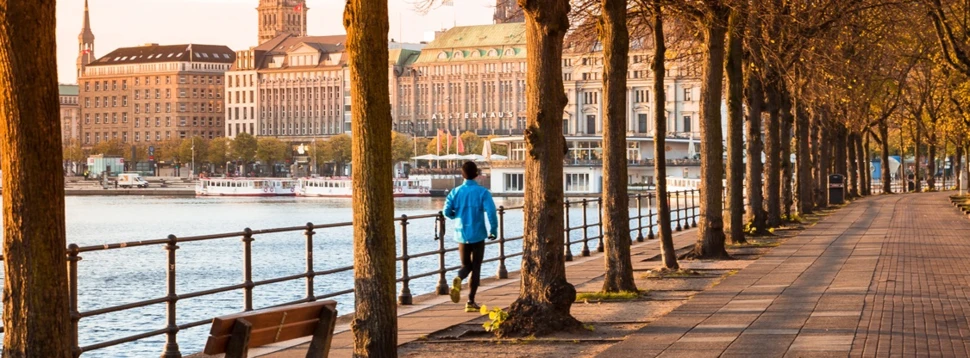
[204,319,319,355]
[202,300,337,356]
[208,301,335,335]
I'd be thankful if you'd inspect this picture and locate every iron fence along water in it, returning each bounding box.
[0,191,700,357]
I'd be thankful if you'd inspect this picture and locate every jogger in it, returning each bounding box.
[444,162,498,312]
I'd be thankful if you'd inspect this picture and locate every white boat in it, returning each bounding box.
[296,177,431,197]
[196,178,298,197]
[297,177,353,197]
[393,178,432,197]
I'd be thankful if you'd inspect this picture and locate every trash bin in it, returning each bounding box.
[828,174,845,205]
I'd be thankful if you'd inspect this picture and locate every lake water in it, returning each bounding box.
[0,195,693,357]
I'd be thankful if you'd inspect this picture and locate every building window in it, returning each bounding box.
[84,114,90,124]
[84,98,90,108]
[684,88,692,101]
[638,113,648,134]
[112,113,117,123]
[94,82,100,91]
[565,173,590,193]
[111,80,117,90]
[122,132,128,142]
[586,115,596,134]
[635,90,649,103]
[122,96,128,107]
[135,132,140,142]
[165,89,171,99]
[94,114,100,124]
[504,173,524,192]
[583,91,598,105]
[122,80,128,90]
[111,96,117,107]
[135,118,140,127]
[683,115,692,133]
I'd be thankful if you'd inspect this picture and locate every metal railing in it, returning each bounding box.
[0,190,700,357]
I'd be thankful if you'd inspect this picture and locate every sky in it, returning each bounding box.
[57,0,496,84]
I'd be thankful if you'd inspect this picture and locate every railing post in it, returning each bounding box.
[596,199,604,252]
[674,191,683,232]
[496,206,508,279]
[304,223,315,303]
[691,189,698,228]
[67,244,82,358]
[435,212,449,295]
[161,234,181,358]
[635,194,644,243]
[580,199,590,257]
[681,190,690,229]
[398,215,413,305]
[565,199,574,261]
[242,228,254,311]
[647,193,655,240]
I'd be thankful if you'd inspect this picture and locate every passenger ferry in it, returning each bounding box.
[195,178,298,197]
[297,177,431,197]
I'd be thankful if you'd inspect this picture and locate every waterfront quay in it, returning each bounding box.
[265,192,970,357]
[0,192,698,357]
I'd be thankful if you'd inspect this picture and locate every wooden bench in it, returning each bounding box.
[202,300,337,358]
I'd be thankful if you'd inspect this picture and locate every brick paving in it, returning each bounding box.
[600,192,970,357]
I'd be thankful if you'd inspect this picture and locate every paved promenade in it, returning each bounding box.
[260,223,704,357]
[601,192,970,357]
[255,192,970,357]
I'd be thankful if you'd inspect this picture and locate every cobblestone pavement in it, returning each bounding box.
[599,192,970,357]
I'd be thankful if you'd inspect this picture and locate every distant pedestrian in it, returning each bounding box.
[443,161,497,312]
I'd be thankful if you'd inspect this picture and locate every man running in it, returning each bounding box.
[443,161,498,312]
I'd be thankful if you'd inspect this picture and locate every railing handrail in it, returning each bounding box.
[0,190,701,357]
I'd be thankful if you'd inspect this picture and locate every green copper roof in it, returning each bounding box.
[59,84,79,96]
[415,23,526,64]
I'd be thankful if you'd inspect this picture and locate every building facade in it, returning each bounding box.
[257,0,308,45]
[60,84,81,145]
[391,23,528,137]
[225,34,350,140]
[78,43,234,147]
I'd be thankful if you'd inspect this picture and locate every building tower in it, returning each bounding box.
[77,0,96,80]
[493,0,524,23]
[257,0,308,45]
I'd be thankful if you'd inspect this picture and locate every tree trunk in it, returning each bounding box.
[724,5,746,244]
[685,15,729,259]
[862,132,870,195]
[956,142,963,192]
[598,0,636,293]
[780,95,794,218]
[764,81,782,227]
[795,104,812,215]
[847,132,859,198]
[344,0,398,355]
[813,116,827,207]
[834,126,848,191]
[858,132,868,196]
[652,1,678,271]
[0,1,73,356]
[501,0,581,336]
[915,123,921,192]
[928,132,937,191]
[880,121,892,193]
[743,49,768,235]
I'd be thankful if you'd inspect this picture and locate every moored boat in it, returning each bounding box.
[296,177,432,197]
[195,178,298,197]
